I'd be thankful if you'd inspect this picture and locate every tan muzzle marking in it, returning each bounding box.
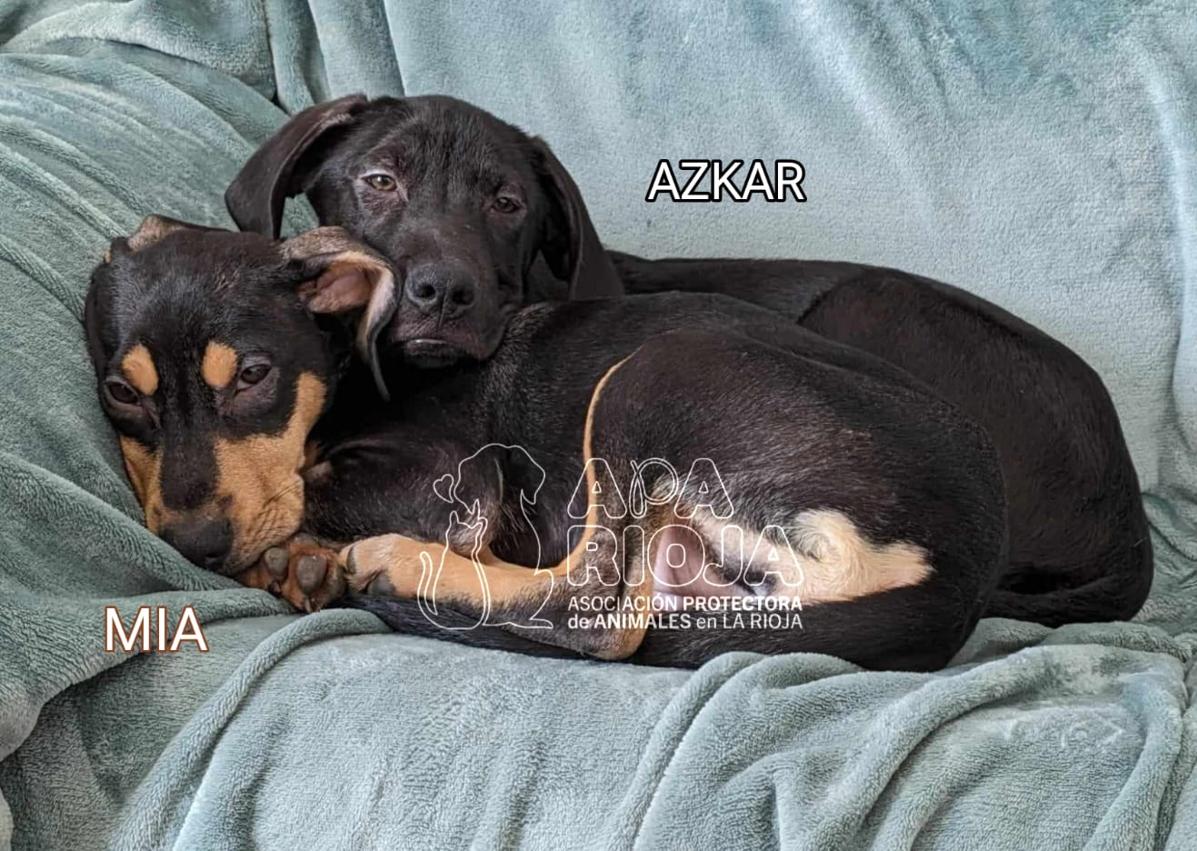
[118,372,327,569]
[212,372,326,567]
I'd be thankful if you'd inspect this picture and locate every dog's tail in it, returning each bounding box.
[981,494,1154,628]
[336,595,585,660]
[629,580,979,671]
[982,554,1154,627]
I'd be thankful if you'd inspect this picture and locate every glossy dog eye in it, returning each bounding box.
[492,195,522,214]
[105,378,140,406]
[237,362,271,390]
[363,173,398,192]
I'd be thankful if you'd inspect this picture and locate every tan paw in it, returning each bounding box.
[340,534,425,598]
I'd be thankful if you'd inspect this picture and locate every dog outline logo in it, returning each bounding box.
[419,443,554,630]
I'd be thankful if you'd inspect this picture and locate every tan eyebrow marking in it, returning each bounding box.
[201,341,239,389]
[121,344,159,396]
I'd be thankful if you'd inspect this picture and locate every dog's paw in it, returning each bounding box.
[340,534,424,598]
[256,534,347,613]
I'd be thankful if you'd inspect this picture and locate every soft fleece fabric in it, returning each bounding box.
[0,1,1195,848]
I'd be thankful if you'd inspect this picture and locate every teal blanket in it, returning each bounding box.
[1,1,1195,848]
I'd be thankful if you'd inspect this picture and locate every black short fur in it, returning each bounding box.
[87,225,1006,670]
[226,95,1152,628]
[610,255,1153,625]
[307,292,1009,670]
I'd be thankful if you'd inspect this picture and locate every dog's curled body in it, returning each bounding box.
[611,255,1154,626]
[306,292,1007,669]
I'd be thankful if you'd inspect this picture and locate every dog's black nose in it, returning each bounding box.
[160,516,233,570]
[404,265,476,318]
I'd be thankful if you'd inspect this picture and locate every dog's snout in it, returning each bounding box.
[161,516,233,571]
[404,265,477,318]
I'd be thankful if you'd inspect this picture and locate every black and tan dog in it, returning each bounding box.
[225,94,1152,627]
[86,218,1007,670]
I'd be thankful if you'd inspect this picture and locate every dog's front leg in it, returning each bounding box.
[338,526,652,661]
[337,357,656,661]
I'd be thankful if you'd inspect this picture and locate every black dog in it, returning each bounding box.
[225,94,1152,627]
[225,94,621,373]
[86,219,1007,670]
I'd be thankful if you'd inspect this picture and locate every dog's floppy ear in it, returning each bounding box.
[86,215,183,379]
[88,216,222,378]
[226,95,368,239]
[532,139,624,300]
[283,227,396,401]
[104,214,217,261]
[126,214,197,252]
[84,269,116,382]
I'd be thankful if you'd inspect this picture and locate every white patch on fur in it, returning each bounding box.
[691,508,931,602]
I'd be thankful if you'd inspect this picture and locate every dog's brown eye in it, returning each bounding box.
[237,363,271,389]
[492,195,522,214]
[363,174,398,192]
[105,379,139,405]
